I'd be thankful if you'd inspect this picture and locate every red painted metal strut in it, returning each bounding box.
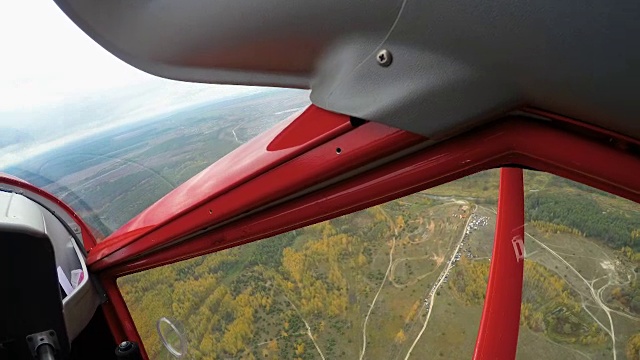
[473,168,525,360]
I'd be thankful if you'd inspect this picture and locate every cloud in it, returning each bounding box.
[0,0,261,169]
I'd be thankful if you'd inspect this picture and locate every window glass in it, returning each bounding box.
[517,171,640,359]
[118,171,499,359]
[2,89,310,239]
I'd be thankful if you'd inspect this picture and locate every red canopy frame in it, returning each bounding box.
[3,106,639,359]
[474,168,525,359]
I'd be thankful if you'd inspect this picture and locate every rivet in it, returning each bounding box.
[376,49,392,67]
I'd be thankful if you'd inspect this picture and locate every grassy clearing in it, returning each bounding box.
[410,287,482,359]
[516,326,609,360]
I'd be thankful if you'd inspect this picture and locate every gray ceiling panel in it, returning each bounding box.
[54,0,640,139]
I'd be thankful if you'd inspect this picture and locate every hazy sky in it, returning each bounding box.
[0,0,262,167]
[0,0,253,112]
[0,0,148,112]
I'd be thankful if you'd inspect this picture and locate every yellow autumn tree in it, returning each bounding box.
[405,300,421,323]
[394,330,407,344]
[282,248,305,283]
[627,333,640,360]
[267,339,279,353]
[296,343,305,355]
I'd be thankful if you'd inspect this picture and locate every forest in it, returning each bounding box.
[525,191,640,250]
[118,171,640,359]
[119,206,397,359]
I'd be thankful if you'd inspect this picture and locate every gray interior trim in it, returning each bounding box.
[54,0,640,140]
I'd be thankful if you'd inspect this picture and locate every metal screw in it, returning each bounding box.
[376,49,392,67]
[118,341,133,351]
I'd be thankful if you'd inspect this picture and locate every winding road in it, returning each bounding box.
[403,205,477,360]
[359,207,398,360]
[526,233,618,360]
[389,256,437,288]
[283,295,326,360]
[480,204,623,359]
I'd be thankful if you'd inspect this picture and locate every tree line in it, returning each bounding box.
[118,205,396,359]
[525,191,640,251]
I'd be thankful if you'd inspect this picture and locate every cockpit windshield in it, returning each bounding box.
[2,87,309,239]
[0,1,309,240]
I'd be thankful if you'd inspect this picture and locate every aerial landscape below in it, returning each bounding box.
[3,91,639,359]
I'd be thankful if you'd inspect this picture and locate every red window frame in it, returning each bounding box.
[3,105,638,359]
